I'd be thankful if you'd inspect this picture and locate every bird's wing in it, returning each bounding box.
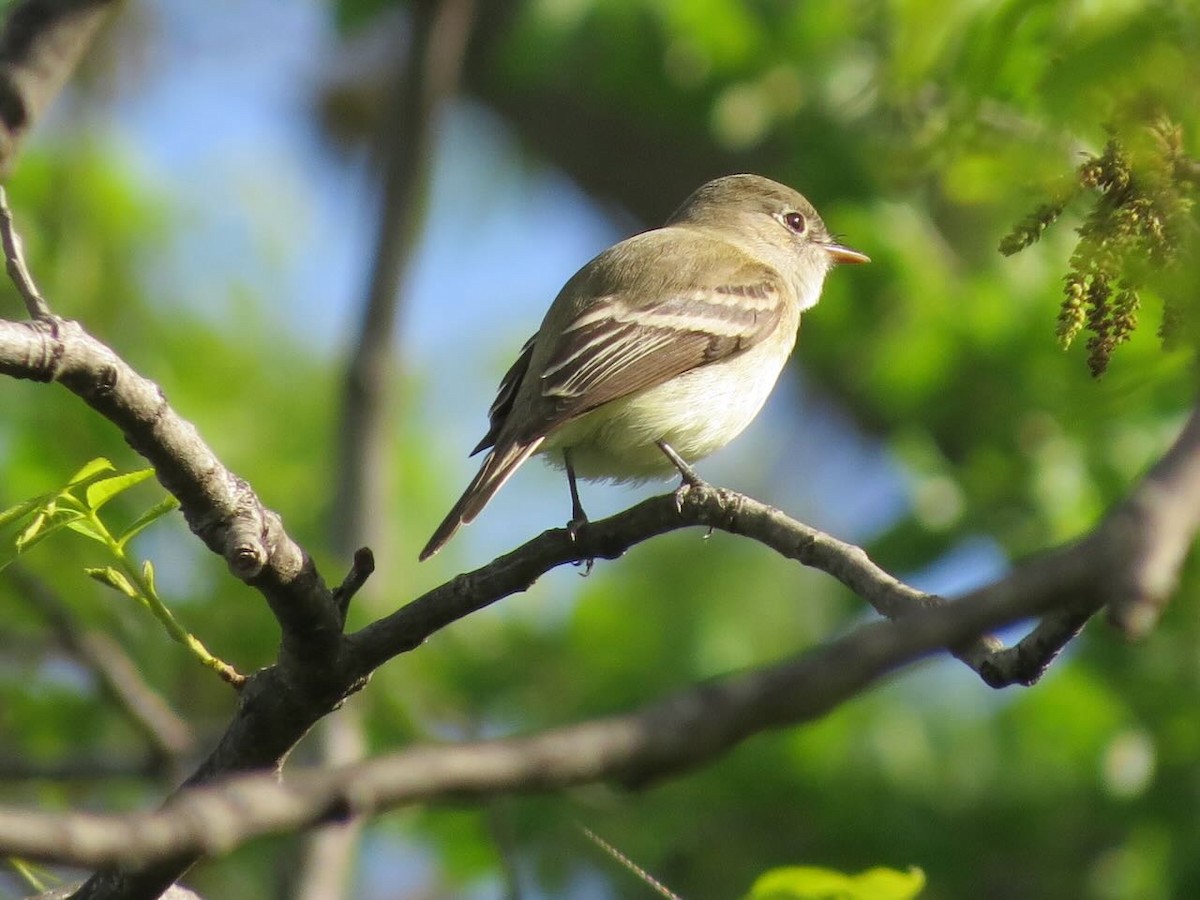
[471,230,787,449]
[471,333,537,456]
[534,254,787,429]
[541,281,782,409]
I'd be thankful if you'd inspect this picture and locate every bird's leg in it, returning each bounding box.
[656,439,708,513]
[564,449,589,539]
[563,450,594,575]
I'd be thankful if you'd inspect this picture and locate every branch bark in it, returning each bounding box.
[0,528,1136,869]
[0,316,342,672]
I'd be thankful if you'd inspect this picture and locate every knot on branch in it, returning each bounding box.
[12,314,65,380]
[220,504,271,579]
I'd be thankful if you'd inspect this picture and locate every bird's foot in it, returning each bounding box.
[656,440,708,512]
[567,513,594,576]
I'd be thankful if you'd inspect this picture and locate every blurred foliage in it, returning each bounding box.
[2,1,1200,900]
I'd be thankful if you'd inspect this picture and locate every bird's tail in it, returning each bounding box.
[419,437,545,560]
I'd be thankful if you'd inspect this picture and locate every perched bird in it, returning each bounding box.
[420,174,867,560]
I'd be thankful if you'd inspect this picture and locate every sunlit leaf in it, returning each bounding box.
[747,865,925,900]
[84,468,155,511]
[0,493,53,529]
[116,495,180,548]
[15,509,50,550]
[65,517,109,545]
[65,457,115,487]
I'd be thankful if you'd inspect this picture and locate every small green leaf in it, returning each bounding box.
[117,495,180,548]
[747,865,925,900]
[85,468,155,511]
[16,510,50,549]
[66,517,110,545]
[67,458,116,487]
[142,559,157,595]
[15,508,82,553]
[85,566,140,601]
[849,868,926,899]
[0,493,54,529]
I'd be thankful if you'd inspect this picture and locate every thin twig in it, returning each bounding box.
[332,547,375,621]
[0,186,50,318]
[578,824,683,900]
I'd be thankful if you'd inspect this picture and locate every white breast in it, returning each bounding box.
[541,317,800,481]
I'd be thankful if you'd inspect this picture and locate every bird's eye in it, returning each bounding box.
[783,211,807,234]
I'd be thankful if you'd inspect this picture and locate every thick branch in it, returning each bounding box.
[0,370,1193,889]
[10,416,1196,871]
[0,540,1094,869]
[0,316,342,669]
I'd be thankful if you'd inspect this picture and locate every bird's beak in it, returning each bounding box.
[823,241,870,265]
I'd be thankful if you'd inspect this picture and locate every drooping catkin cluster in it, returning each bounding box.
[1001,119,1198,376]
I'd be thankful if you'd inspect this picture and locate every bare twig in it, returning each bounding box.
[579,824,682,900]
[0,186,50,317]
[331,547,375,621]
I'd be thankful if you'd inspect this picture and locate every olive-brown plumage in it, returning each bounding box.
[420,174,867,559]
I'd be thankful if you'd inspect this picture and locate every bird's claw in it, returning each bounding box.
[567,514,594,575]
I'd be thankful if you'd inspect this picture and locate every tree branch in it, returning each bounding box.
[331,0,476,565]
[0,0,119,176]
[0,536,1108,869]
[8,403,1196,870]
[0,316,342,672]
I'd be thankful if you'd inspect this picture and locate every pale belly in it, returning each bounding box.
[539,333,795,481]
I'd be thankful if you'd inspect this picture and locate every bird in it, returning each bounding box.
[419,173,868,560]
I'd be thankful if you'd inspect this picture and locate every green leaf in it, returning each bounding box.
[84,468,155,511]
[142,558,156,595]
[14,508,82,553]
[66,457,116,487]
[16,509,51,550]
[0,493,54,529]
[84,566,140,601]
[747,865,926,900]
[65,517,110,545]
[117,495,180,548]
